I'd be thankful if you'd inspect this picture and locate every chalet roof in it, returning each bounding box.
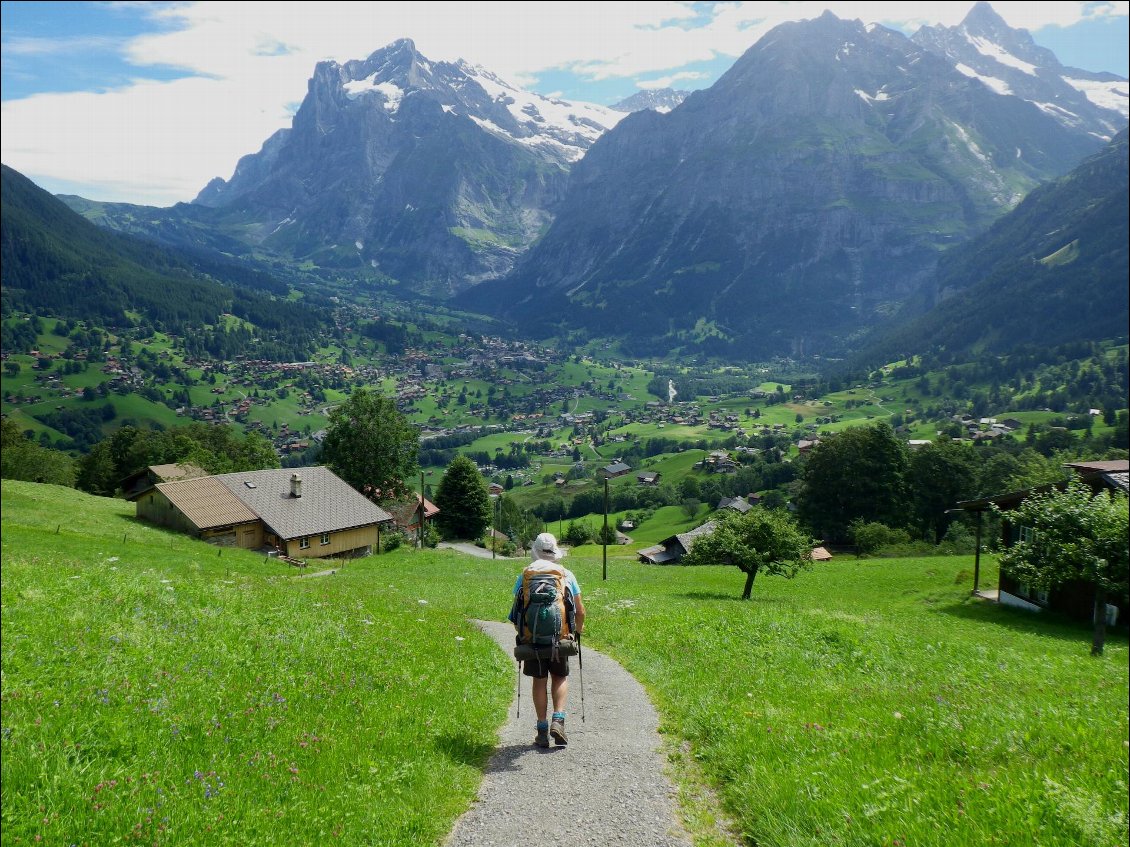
[1065,460,1130,474]
[810,546,833,561]
[955,460,1129,512]
[673,521,717,554]
[718,496,752,514]
[603,462,631,475]
[156,477,258,531]
[216,466,392,540]
[122,462,209,500]
[637,544,679,564]
[388,494,441,527]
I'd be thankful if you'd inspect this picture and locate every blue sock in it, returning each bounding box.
[552,711,565,721]
[536,720,549,730]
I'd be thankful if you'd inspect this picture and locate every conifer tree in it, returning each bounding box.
[434,454,491,540]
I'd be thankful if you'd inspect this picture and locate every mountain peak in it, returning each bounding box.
[912,3,1128,129]
[962,2,1012,34]
[611,88,689,114]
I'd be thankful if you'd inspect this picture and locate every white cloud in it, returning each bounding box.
[1,1,1124,205]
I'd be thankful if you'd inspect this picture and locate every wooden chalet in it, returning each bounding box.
[389,493,440,533]
[602,462,632,479]
[953,460,1129,623]
[638,521,718,564]
[718,495,753,514]
[135,466,392,559]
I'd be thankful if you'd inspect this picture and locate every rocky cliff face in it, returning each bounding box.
[464,11,1109,357]
[192,39,623,295]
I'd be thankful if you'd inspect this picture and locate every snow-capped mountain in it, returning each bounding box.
[191,39,623,294]
[611,88,690,114]
[912,2,1128,137]
[462,10,1109,358]
[452,61,623,164]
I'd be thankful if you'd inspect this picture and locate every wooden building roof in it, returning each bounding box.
[156,477,258,531]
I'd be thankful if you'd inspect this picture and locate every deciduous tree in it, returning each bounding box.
[320,388,419,502]
[996,481,1129,655]
[796,422,909,543]
[682,508,814,600]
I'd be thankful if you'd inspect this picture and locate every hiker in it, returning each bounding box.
[511,532,586,748]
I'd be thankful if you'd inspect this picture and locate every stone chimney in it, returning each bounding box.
[290,473,302,498]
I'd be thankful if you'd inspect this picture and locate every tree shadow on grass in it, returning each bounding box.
[677,591,787,603]
[935,598,1129,646]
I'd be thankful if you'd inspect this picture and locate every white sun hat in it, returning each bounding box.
[533,532,566,560]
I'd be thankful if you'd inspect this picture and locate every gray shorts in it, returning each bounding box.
[522,655,570,679]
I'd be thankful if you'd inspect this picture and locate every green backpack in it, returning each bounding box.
[511,565,577,659]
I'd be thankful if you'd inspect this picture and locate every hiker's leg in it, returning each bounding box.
[531,676,549,721]
[550,673,568,713]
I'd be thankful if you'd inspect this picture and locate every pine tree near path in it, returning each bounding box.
[434,454,492,541]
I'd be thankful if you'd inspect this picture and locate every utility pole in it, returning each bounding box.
[602,475,609,581]
[418,470,425,549]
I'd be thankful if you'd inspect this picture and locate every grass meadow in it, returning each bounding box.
[3,480,1127,846]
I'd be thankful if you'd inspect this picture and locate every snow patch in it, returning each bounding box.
[459,61,623,146]
[954,63,1013,96]
[343,76,405,113]
[1063,77,1130,118]
[949,120,991,168]
[1034,101,1079,121]
[855,87,891,103]
[964,34,1038,75]
[355,240,364,250]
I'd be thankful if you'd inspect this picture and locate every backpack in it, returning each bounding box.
[511,565,577,660]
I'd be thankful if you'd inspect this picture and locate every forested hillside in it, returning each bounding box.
[1,165,328,361]
[855,130,1129,365]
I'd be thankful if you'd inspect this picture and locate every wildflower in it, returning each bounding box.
[893,712,904,720]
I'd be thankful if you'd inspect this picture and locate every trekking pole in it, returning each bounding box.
[516,660,522,719]
[577,635,585,723]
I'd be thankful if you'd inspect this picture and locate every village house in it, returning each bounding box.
[718,496,753,514]
[638,521,718,565]
[637,471,661,486]
[133,465,392,560]
[602,461,631,479]
[954,460,1129,624]
[388,493,440,535]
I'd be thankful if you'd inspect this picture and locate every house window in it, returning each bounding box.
[299,537,310,550]
[320,532,330,546]
[1017,581,1050,605]
[1018,525,1036,544]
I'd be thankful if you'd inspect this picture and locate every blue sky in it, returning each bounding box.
[2,1,1127,205]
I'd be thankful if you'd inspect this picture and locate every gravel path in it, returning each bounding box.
[443,620,692,847]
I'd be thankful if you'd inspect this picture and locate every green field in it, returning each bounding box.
[4,480,1126,846]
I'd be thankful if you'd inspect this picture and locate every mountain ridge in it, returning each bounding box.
[460,8,1111,357]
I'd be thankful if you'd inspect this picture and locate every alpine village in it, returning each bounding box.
[1,3,1128,845]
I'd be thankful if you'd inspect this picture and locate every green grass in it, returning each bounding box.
[1,481,512,846]
[4,481,1127,846]
[574,556,1129,847]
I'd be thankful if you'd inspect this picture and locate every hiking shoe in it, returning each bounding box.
[550,718,568,746]
[534,728,550,748]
